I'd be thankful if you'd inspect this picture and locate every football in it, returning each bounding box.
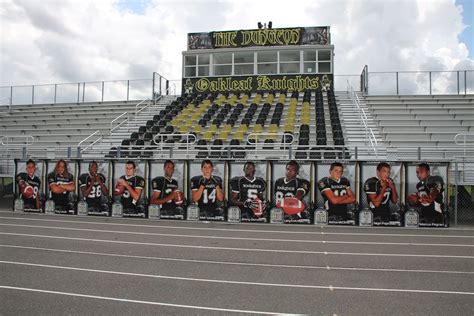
[115,183,125,195]
[23,185,34,198]
[407,193,418,206]
[251,198,264,217]
[277,197,305,215]
[174,190,184,205]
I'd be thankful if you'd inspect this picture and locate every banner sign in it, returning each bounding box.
[187,26,330,50]
[182,74,333,94]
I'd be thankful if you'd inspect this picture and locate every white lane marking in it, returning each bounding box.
[0,285,280,315]
[1,232,474,259]
[0,215,472,238]
[1,261,474,296]
[2,244,473,275]
[1,223,472,247]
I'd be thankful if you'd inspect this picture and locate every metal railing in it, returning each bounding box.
[366,69,474,95]
[0,135,34,146]
[347,81,378,157]
[455,132,474,158]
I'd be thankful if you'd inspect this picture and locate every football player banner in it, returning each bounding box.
[228,162,269,223]
[315,163,357,225]
[271,161,312,224]
[360,162,402,226]
[188,160,226,221]
[77,160,111,216]
[148,160,186,220]
[405,162,448,227]
[14,159,45,212]
[45,160,77,215]
[112,160,147,218]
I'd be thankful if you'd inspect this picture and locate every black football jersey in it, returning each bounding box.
[318,176,351,214]
[79,173,106,206]
[364,177,394,214]
[416,175,444,214]
[119,175,145,209]
[16,172,41,206]
[230,176,266,202]
[190,175,222,211]
[48,172,74,205]
[151,176,179,211]
[274,177,309,204]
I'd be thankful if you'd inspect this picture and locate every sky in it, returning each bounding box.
[0,0,473,90]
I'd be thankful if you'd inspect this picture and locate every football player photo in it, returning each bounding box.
[78,161,109,215]
[274,160,311,223]
[407,163,445,225]
[318,162,356,223]
[47,159,76,213]
[190,159,225,220]
[150,160,185,219]
[230,161,268,222]
[364,162,399,223]
[114,160,145,215]
[15,159,42,211]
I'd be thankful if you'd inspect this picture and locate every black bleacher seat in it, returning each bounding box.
[196,139,208,159]
[309,148,322,160]
[143,132,153,142]
[295,149,308,160]
[130,132,139,142]
[105,147,117,158]
[151,126,160,135]
[263,139,274,150]
[210,139,223,158]
[138,126,147,136]
[241,118,251,126]
[323,147,336,160]
[158,120,167,128]
[165,126,174,134]
[226,118,235,126]
[230,139,245,159]
[199,118,207,127]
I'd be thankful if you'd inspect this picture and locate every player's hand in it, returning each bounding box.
[380,180,388,190]
[199,177,207,187]
[117,179,127,186]
[169,190,178,200]
[243,199,252,208]
[387,178,395,189]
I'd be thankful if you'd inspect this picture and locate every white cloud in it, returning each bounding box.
[0,0,472,95]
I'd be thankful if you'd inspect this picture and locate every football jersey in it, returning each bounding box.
[416,175,444,214]
[274,177,310,204]
[190,175,223,211]
[16,172,41,207]
[151,176,179,211]
[78,173,107,206]
[48,172,74,205]
[364,177,394,214]
[230,176,266,203]
[119,175,145,209]
[318,176,351,214]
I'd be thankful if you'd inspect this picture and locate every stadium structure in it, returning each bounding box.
[0,24,473,227]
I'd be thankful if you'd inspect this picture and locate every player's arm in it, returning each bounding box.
[387,178,398,203]
[151,190,176,205]
[118,178,142,201]
[80,176,93,198]
[367,182,387,208]
[322,188,355,205]
[295,180,309,200]
[230,191,244,208]
[97,175,109,196]
[420,182,442,205]
[50,182,67,194]
[191,178,205,203]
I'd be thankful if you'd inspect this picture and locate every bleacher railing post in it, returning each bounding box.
[77,83,80,103]
[396,72,399,95]
[67,147,71,159]
[54,84,57,104]
[10,86,13,106]
[82,82,86,103]
[101,81,104,103]
[31,85,35,105]
[22,147,26,160]
[417,147,421,160]
[457,71,460,95]
[127,80,130,101]
[429,72,432,95]
[464,71,467,94]
[76,147,81,158]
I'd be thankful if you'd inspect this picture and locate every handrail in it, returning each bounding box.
[246,132,294,157]
[77,130,103,152]
[0,135,34,146]
[347,81,378,157]
[110,112,129,132]
[135,98,151,122]
[454,132,474,157]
